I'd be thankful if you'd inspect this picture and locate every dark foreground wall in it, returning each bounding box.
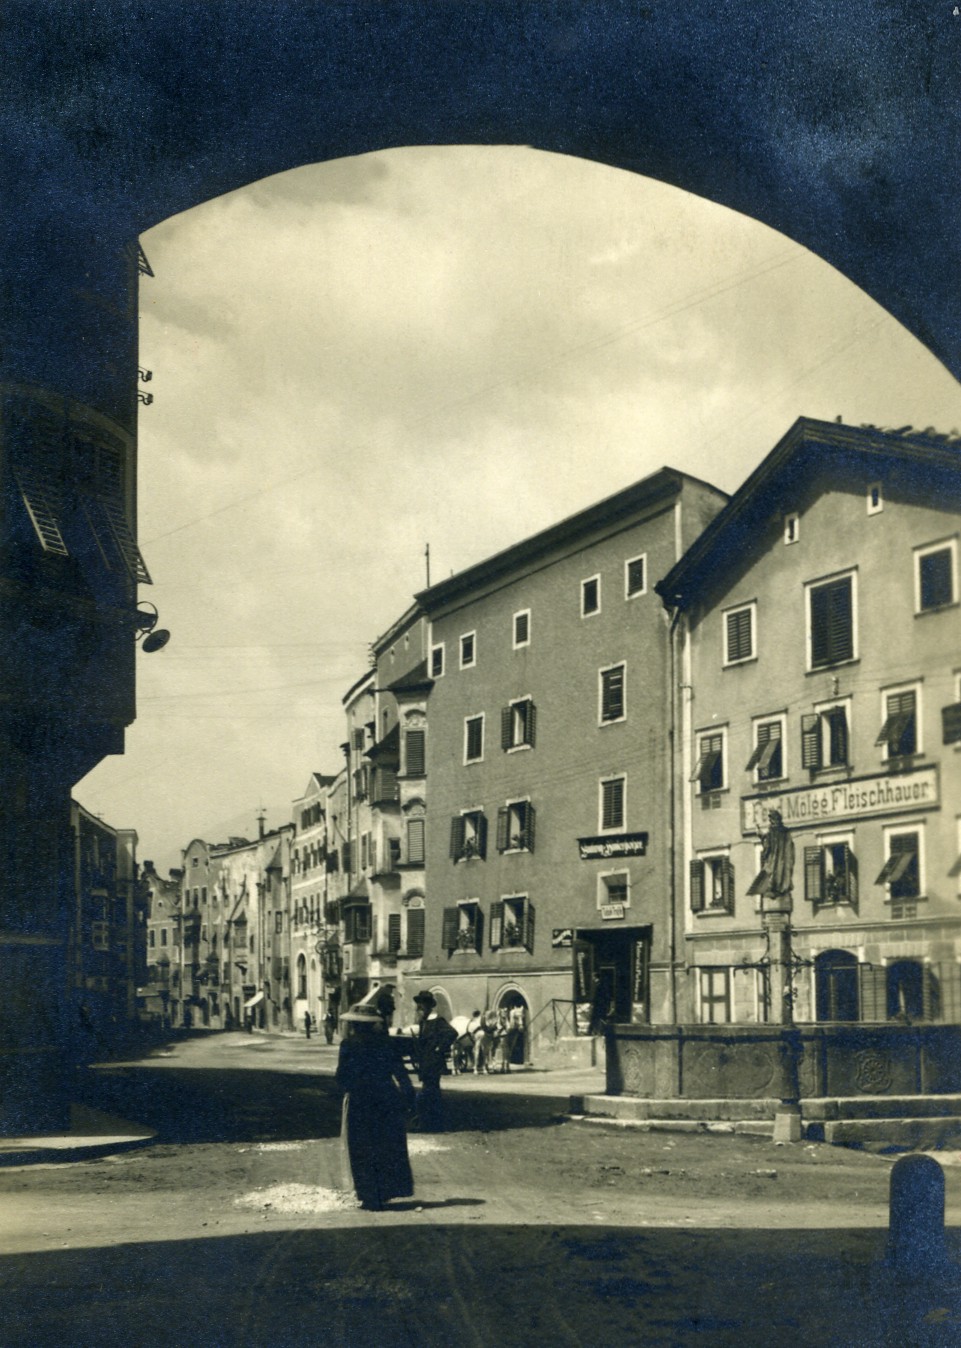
[607,1022,961,1101]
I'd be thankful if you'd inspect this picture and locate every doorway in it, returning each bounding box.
[574,927,651,1029]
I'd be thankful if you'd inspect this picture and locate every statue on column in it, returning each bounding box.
[750,806,795,913]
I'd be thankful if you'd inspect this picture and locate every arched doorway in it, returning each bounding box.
[494,988,529,1067]
[814,950,859,1023]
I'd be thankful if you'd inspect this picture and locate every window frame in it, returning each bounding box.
[806,569,858,671]
[512,608,531,649]
[597,868,631,911]
[459,630,477,670]
[867,482,883,515]
[599,774,626,833]
[783,512,799,545]
[450,809,488,862]
[690,848,735,915]
[497,798,536,853]
[491,894,534,953]
[802,697,852,772]
[503,695,536,751]
[804,830,858,907]
[747,713,787,784]
[914,536,958,614]
[624,553,647,599]
[429,641,445,679]
[877,823,925,904]
[599,661,626,725]
[723,601,756,667]
[698,967,731,1024]
[878,681,922,762]
[581,574,601,618]
[463,713,485,764]
[691,726,727,795]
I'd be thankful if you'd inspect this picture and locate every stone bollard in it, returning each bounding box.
[886,1153,952,1278]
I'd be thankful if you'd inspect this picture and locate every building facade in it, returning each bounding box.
[656,418,961,1026]
[290,772,337,1033]
[407,469,727,1049]
[141,859,182,1026]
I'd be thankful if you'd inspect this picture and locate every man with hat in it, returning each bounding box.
[411,990,457,1131]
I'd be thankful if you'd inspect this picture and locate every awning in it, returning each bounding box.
[244,991,264,1009]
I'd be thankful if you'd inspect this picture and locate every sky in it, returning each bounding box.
[75,145,961,875]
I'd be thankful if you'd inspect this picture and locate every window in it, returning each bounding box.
[801,701,850,770]
[808,572,856,669]
[724,602,755,665]
[804,835,858,906]
[275,912,284,935]
[405,818,425,866]
[464,714,485,763]
[625,554,646,598]
[353,765,369,800]
[691,730,725,794]
[784,513,799,544]
[513,609,531,648]
[490,896,535,952]
[406,906,425,957]
[867,482,883,515]
[886,959,938,1020]
[296,954,307,1000]
[600,663,626,723]
[877,827,923,914]
[877,686,919,760]
[404,728,426,776]
[497,799,535,852]
[149,929,155,948]
[387,913,402,954]
[581,575,600,616]
[600,776,625,831]
[747,716,785,782]
[442,900,482,953]
[690,854,735,914]
[430,642,445,678]
[460,631,476,668]
[450,810,487,862]
[502,697,536,750]
[915,538,957,613]
[598,870,630,910]
[698,968,731,1024]
[161,928,168,947]
[344,904,372,944]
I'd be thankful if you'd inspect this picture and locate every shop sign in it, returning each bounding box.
[551,928,573,948]
[741,766,939,835]
[600,903,626,921]
[578,832,648,860]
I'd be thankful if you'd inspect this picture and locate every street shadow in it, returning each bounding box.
[73,1063,570,1146]
[4,1224,960,1347]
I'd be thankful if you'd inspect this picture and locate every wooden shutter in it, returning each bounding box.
[406,819,425,865]
[843,845,859,907]
[602,778,624,829]
[387,913,401,953]
[720,859,735,913]
[476,813,488,859]
[526,701,537,747]
[920,549,953,610]
[406,908,425,957]
[690,859,705,913]
[441,907,459,953]
[501,705,513,750]
[602,666,625,720]
[801,713,821,769]
[489,900,504,949]
[450,815,465,861]
[524,902,536,954]
[804,846,824,902]
[524,803,536,853]
[726,607,752,662]
[471,906,484,952]
[826,706,848,765]
[496,807,510,852]
[943,702,961,746]
[405,729,425,776]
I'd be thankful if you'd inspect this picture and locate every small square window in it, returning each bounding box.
[430,643,445,678]
[460,631,476,669]
[464,714,484,763]
[513,609,530,648]
[625,555,646,598]
[581,576,600,617]
[598,870,630,910]
[724,603,755,665]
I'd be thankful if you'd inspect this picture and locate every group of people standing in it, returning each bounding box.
[458,1005,525,1074]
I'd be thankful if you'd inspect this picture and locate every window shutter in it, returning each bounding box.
[524,902,536,954]
[828,577,853,662]
[406,908,425,957]
[801,714,821,769]
[942,702,961,746]
[387,913,402,953]
[450,815,465,861]
[406,819,425,865]
[602,778,624,829]
[405,729,425,776]
[721,859,735,913]
[690,859,705,913]
[501,705,513,750]
[826,707,848,765]
[477,813,488,860]
[920,549,953,610]
[441,907,459,953]
[804,846,824,903]
[524,804,536,853]
[844,845,859,907]
[471,906,484,952]
[496,807,510,852]
[489,901,504,949]
[527,701,537,747]
[602,665,625,720]
[726,608,752,663]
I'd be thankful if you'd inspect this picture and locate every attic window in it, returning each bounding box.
[784,513,799,545]
[867,483,883,515]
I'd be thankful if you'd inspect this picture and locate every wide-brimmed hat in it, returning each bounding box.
[340,1003,384,1024]
[412,990,436,1010]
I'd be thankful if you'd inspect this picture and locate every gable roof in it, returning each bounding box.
[655,417,961,610]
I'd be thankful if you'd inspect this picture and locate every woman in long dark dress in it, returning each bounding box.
[336,1003,416,1210]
